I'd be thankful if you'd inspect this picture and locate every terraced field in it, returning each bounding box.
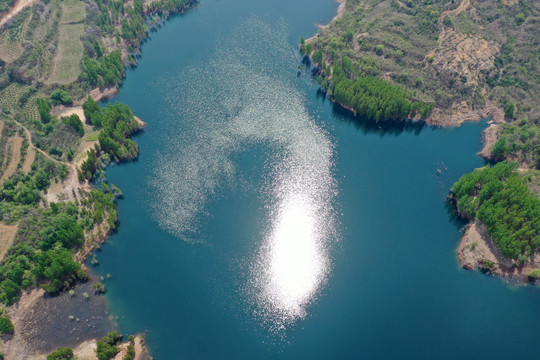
[1,135,22,179]
[0,223,18,262]
[48,0,85,84]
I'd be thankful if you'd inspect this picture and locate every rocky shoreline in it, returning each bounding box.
[458,221,540,284]
[0,272,152,359]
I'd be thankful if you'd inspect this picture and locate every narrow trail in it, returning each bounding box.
[440,0,470,22]
[0,0,38,29]
[12,119,87,201]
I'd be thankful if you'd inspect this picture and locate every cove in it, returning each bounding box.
[94,0,540,358]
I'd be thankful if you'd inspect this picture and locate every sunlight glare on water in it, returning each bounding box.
[264,193,328,319]
[150,18,338,332]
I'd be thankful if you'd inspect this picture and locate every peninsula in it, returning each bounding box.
[302,0,540,282]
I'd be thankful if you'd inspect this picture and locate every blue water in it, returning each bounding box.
[95,0,540,358]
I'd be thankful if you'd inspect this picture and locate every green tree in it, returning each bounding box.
[0,312,14,334]
[34,169,50,190]
[504,103,515,119]
[50,90,73,106]
[62,114,85,137]
[491,137,508,160]
[36,98,52,124]
[312,49,323,66]
[83,96,102,126]
[47,347,74,360]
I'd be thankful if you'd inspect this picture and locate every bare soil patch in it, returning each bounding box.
[478,123,500,159]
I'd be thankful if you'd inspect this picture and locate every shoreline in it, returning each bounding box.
[302,0,507,129]
[458,220,540,284]
[306,0,346,43]
[0,0,199,357]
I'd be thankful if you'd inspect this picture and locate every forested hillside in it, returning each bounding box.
[305,0,539,125]
[304,0,540,267]
[0,0,197,355]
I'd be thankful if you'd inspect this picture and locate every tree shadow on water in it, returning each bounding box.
[330,101,428,138]
[444,197,468,232]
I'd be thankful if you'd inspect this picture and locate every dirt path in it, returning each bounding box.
[1,136,22,180]
[0,223,18,262]
[0,0,38,29]
[440,0,470,21]
[12,119,88,202]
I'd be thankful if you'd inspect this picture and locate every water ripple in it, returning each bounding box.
[150,17,338,330]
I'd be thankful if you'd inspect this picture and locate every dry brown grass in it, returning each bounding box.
[21,144,34,173]
[0,223,18,262]
[1,136,22,180]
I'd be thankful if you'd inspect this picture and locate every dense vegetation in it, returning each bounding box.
[82,51,125,90]
[451,162,540,260]
[79,98,140,180]
[0,309,14,334]
[327,56,433,120]
[493,121,540,167]
[0,188,118,304]
[303,0,539,123]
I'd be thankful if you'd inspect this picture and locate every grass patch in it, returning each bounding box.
[49,0,85,84]
[86,133,99,141]
[49,23,84,84]
[61,0,85,24]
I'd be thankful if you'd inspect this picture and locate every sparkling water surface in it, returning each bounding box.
[94,0,540,358]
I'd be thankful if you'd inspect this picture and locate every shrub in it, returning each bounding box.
[36,98,52,124]
[47,347,74,360]
[50,90,73,106]
[529,269,540,279]
[62,114,84,137]
[491,137,508,160]
[0,312,14,334]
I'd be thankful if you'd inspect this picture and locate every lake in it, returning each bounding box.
[95,0,540,358]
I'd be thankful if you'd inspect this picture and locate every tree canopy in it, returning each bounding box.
[451,162,540,260]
